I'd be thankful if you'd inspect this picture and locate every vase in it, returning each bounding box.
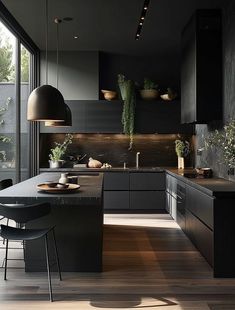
[178,157,184,169]
[49,160,64,168]
[59,173,69,184]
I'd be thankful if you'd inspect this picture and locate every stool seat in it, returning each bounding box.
[0,225,52,241]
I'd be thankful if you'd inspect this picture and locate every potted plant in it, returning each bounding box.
[49,134,73,168]
[118,74,136,150]
[140,78,159,100]
[175,139,190,169]
[205,120,235,174]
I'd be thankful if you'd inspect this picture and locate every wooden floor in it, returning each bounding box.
[1,214,235,309]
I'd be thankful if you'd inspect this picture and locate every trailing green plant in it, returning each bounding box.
[118,74,136,150]
[175,140,190,157]
[205,120,235,168]
[143,78,158,90]
[49,134,73,162]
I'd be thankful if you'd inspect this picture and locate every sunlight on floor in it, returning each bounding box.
[104,214,180,229]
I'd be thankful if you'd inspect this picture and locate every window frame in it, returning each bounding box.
[0,2,40,182]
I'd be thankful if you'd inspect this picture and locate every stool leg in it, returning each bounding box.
[45,234,53,302]
[3,219,9,245]
[4,239,9,280]
[52,228,62,281]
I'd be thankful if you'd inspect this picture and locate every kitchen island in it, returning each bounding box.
[0,173,104,272]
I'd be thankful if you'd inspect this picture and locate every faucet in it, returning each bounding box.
[136,152,140,169]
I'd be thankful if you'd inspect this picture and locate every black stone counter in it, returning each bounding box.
[166,168,235,198]
[40,167,164,173]
[0,172,103,205]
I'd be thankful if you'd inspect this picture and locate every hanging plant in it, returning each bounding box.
[118,74,136,150]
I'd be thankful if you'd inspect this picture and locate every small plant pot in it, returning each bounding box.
[49,160,65,169]
[178,157,185,170]
[140,89,159,100]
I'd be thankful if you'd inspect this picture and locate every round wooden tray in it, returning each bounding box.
[37,183,80,193]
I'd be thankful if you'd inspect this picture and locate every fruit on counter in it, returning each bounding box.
[88,157,102,168]
[101,163,112,169]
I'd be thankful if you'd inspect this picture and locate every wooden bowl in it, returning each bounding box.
[101,90,117,101]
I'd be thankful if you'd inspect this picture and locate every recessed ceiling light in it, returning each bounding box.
[136,33,140,37]
[74,35,79,39]
[144,6,148,10]
[140,22,143,25]
[141,16,145,20]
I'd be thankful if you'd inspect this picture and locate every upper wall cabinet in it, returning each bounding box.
[181,10,222,124]
[40,100,194,134]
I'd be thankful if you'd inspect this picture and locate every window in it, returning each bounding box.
[0,15,39,183]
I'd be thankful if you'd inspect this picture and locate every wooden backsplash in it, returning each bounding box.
[40,134,194,168]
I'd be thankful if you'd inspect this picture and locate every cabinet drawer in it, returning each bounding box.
[104,191,129,209]
[186,185,214,229]
[130,191,165,210]
[130,173,165,190]
[166,173,177,198]
[104,173,129,190]
[186,210,213,266]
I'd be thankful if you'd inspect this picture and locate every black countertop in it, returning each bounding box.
[0,173,103,205]
[40,167,165,173]
[36,167,235,198]
[166,168,235,198]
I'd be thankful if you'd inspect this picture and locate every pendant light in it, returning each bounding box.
[27,0,66,122]
[45,18,72,127]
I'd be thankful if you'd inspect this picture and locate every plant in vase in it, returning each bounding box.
[118,74,136,150]
[140,78,159,100]
[205,120,235,174]
[175,139,190,169]
[49,134,73,168]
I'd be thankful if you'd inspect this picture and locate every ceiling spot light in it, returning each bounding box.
[74,35,79,39]
[134,0,151,40]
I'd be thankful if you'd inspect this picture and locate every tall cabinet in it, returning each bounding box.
[181,10,222,124]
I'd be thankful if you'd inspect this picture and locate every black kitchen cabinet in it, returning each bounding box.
[185,210,213,266]
[104,171,166,211]
[181,10,222,124]
[135,101,193,134]
[40,100,123,133]
[130,191,165,210]
[130,172,165,191]
[41,99,194,134]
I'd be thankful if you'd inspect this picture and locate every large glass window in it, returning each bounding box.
[0,21,16,182]
[0,20,35,183]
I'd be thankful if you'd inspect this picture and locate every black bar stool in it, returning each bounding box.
[0,202,62,302]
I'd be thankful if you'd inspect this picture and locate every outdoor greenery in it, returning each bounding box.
[49,134,73,162]
[143,78,159,90]
[175,139,190,158]
[205,120,235,168]
[0,97,13,161]
[0,25,29,83]
[118,74,136,150]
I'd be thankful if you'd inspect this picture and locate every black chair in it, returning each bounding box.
[0,179,13,190]
[0,202,62,302]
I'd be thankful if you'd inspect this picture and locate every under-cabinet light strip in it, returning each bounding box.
[135,0,151,40]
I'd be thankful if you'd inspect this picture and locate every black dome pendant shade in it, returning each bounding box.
[27,85,66,121]
[45,104,72,127]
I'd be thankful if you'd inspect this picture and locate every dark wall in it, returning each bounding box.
[40,133,194,168]
[99,52,180,98]
[195,0,235,179]
[40,51,99,100]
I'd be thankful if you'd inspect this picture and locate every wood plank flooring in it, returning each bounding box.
[1,214,235,309]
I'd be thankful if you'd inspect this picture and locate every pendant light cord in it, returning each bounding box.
[56,21,59,89]
[45,0,48,84]
[55,18,61,89]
